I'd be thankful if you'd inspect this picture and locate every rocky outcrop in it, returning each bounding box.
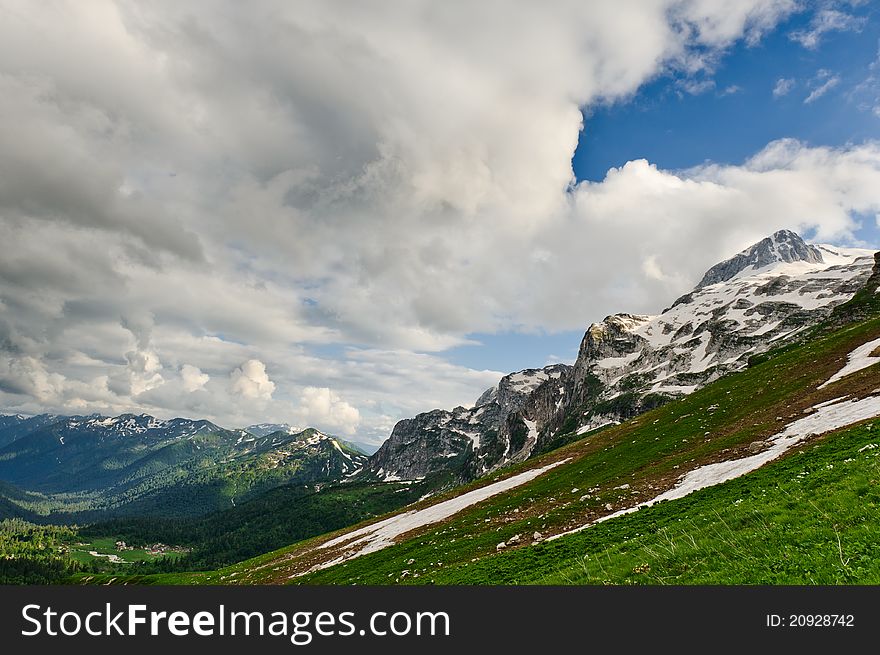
[823,250,880,329]
[868,251,880,295]
[365,407,489,482]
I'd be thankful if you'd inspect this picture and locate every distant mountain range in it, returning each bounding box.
[0,413,366,520]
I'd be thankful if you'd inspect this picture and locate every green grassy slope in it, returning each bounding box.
[75,306,880,585]
[309,421,880,584]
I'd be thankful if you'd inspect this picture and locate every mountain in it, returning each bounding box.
[564,234,872,433]
[244,423,302,437]
[695,228,823,288]
[363,231,876,484]
[119,248,879,585]
[365,365,570,483]
[0,413,61,449]
[4,230,878,586]
[245,423,374,455]
[0,414,367,519]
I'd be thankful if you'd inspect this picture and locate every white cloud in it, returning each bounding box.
[12,1,879,445]
[230,360,276,401]
[849,44,880,118]
[804,70,841,104]
[773,77,795,97]
[292,387,360,436]
[125,349,164,396]
[3,137,878,439]
[642,255,671,282]
[677,78,717,95]
[180,364,209,392]
[0,356,65,404]
[791,8,865,50]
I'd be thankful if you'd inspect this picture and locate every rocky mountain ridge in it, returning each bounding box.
[364,230,877,484]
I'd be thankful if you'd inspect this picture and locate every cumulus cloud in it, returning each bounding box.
[0,356,65,403]
[230,360,276,401]
[8,0,879,446]
[292,387,360,436]
[124,349,164,396]
[180,364,210,392]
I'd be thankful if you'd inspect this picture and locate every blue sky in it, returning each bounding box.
[449,2,880,375]
[576,6,880,195]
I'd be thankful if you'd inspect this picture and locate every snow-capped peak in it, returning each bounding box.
[696,229,825,289]
[567,231,876,433]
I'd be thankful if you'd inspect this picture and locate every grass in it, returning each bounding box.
[381,421,880,584]
[72,314,880,586]
[65,536,187,565]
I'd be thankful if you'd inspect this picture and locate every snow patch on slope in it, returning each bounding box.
[818,337,880,389]
[551,395,880,541]
[300,459,569,575]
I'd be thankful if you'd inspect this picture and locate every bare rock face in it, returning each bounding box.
[365,407,488,482]
[365,232,877,485]
[870,251,880,293]
[365,365,569,482]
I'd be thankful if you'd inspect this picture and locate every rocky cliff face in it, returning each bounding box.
[365,365,569,482]
[870,251,880,291]
[365,231,877,484]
